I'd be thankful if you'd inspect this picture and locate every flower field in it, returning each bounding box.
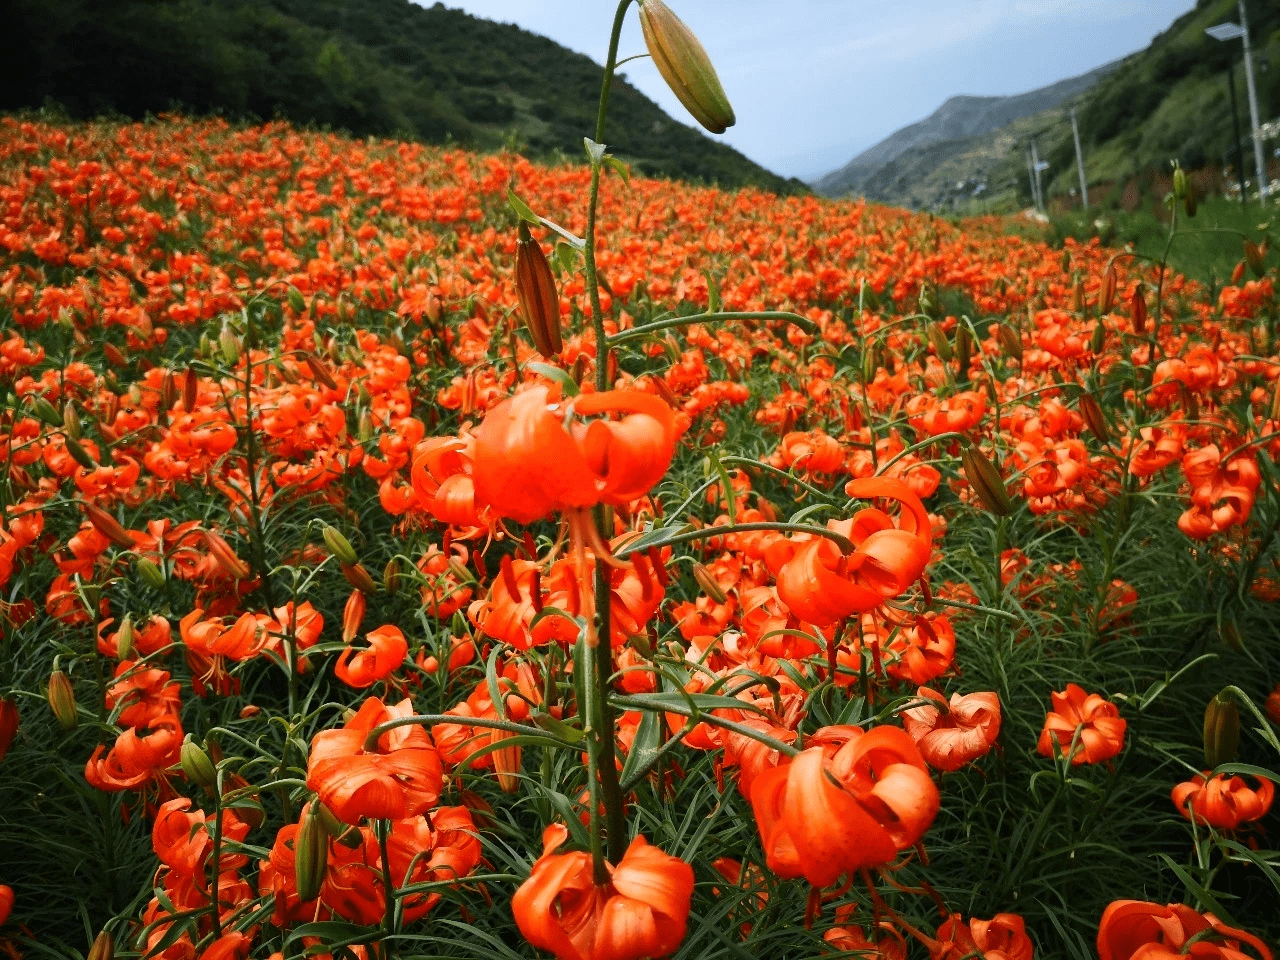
[0,41,1279,960]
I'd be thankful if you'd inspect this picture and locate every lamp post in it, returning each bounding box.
[1238,0,1267,207]
[1206,22,1250,209]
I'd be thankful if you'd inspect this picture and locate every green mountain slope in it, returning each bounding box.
[3,0,799,193]
[1040,0,1279,200]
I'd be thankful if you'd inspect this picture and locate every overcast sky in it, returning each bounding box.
[433,0,1197,181]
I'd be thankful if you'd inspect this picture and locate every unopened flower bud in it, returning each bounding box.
[64,436,98,470]
[1130,282,1147,334]
[87,930,113,960]
[30,396,63,427]
[1203,688,1240,769]
[204,530,251,580]
[1100,263,1118,314]
[82,501,134,549]
[181,735,218,791]
[342,589,366,643]
[322,525,359,566]
[490,727,522,793]
[1078,393,1108,443]
[62,402,81,441]
[1090,321,1106,355]
[303,351,339,390]
[183,365,199,411]
[295,799,331,902]
[288,286,306,315]
[219,323,241,366]
[692,562,727,604]
[961,444,1013,516]
[954,322,974,373]
[136,557,166,589]
[1244,239,1267,278]
[116,615,135,661]
[48,671,78,731]
[1172,166,1188,201]
[315,800,362,848]
[926,322,952,362]
[638,0,736,135]
[383,557,401,595]
[342,562,379,594]
[516,222,562,358]
[997,324,1023,362]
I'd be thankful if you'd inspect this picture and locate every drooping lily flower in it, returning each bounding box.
[1172,771,1274,830]
[1036,683,1126,765]
[511,823,694,960]
[901,687,1002,772]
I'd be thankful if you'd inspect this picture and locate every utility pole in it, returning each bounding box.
[1228,58,1248,209]
[1031,139,1045,212]
[1071,107,1089,209]
[1025,149,1039,211]
[1239,0,1267,206]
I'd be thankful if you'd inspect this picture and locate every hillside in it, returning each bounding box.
[812,63,1120,200]
[815,0,1280,212]
[2,0,800,193]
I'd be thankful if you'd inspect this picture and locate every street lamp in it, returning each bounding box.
[1206,22,1249,209]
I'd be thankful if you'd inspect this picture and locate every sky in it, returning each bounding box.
[431,0,1197,181]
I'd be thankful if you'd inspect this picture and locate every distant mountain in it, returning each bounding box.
[4,0,800,193]
[812,62,1121,199]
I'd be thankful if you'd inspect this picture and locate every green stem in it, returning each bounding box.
[608,310,818,346]
[614,521,856,560]
[377,818,396,937]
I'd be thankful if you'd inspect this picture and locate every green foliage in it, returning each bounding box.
[3,0,799,193]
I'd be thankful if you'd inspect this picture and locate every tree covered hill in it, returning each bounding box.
[4,0,801,193]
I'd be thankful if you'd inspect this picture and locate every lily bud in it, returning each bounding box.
[961,444,1013,516]
[63,401,81,441]
[103,342,127,368]
[48,671,78,731]
[82,501,135,549]
[322,525,359,566]
[295,800,331,902]
[181,735,218,791]
[161,371,177,410]
[1072,277,1085,315]
[692,562,727,604]
[64,436,98,470]
[1203,688,1240,769]
[1100,263,1118,314]
[1090,321,1106,355]
[515,222,562,358]
[1244,239,1267,278]
[1172,166,1187,201]
[116,615,135,661]
[30,396,63,427]
[87,931,113,960]
[1130,282,1147,334]
[136,557,166,589]
[1270,379,1280,423]
[341,562,379,594]
[638,0,736,135]
[1078,393,1109,444]
[183,365,199,411]
[288,286,306,315]
[204,530,251,580]
[358,409,374,443]
[316,800,362,848]
[0,698,19,763]
[926,322,952,362]
[490,727,523,793]
[219,323,241,366]
[304,351,339,390]
[342,589,366,643]
[997,324,1023,362]
[383,557,402,595]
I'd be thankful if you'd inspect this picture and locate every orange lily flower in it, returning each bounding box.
[306,697,442,825]
[749,725,939,887]
[1172,772,1274,830]
[933,913,1033,960]
[901,687,1002,772]
[773,477,932,625]
[1097,900,1272,960]
[1036,683,1126,765]
[511,823,694,960]
[472,385,676,523]
[334,624,408,689]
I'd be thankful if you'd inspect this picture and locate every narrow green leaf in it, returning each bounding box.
[507,189,539,224]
